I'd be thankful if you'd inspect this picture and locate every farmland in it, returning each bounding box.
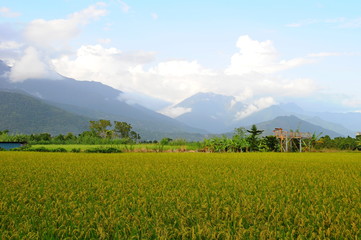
[1,152,360,239]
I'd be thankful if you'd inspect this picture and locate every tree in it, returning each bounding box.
[113,121,132,139]
[263,136,278,152]
[0,129,9,135]
[64,132,77,141]
[232,127,249,152]
[356,135,361,151]
[130,130,141,142]
[89,119,112,138]
[247,124,264,151]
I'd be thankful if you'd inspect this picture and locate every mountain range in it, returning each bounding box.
[171,92,359,137]
[0,60,360,139]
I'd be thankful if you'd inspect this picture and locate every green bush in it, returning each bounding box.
[52,148,67,152]
[85,147,121,153]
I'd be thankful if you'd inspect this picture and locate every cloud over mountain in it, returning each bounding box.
[1,1,360,112]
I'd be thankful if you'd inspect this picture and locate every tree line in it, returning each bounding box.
[0,121,360,152]
[0,120,140,145]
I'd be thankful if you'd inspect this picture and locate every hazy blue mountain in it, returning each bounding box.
[0,90,90,135]
[174,92,246,133]
[172,92,357,137]
[0,62,206,139]
[253,115,342,138]
[235,104,291,127]
[235,103,354,137]
[296,116,355,137]
[310,112,361,133]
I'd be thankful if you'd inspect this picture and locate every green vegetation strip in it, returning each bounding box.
[27,143,199,152]
[1,152,360,239]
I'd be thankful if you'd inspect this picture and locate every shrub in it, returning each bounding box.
[85,147,121,153]
[52,148,67,152]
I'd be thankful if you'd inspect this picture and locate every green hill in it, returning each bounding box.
[0,91,90,135]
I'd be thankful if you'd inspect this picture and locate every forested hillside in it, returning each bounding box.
[0,91,90,134]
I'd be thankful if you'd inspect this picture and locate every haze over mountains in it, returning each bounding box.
[0,60,360,139]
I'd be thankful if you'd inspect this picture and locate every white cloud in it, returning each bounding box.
[225,35,312,75]
[0,7,20,18]
[0,41,23,50]
[24,3,107,48]
[9,47,60,82]
[129,61,218,102]
[50,35,318,105]
[117,92,170,111]
[235,97,276,120]
[4,3,109,82]
[52,44,155,89]
[159,106,192,118]
[0,41,24,66]
[149,60,215,77]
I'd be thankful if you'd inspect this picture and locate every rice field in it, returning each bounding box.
[0,152,360,239]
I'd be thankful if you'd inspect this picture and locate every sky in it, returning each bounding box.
[1,0,361,115]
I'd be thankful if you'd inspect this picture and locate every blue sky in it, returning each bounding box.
[1,0,361,114]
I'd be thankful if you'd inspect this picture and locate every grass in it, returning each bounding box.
[1,152,360,239]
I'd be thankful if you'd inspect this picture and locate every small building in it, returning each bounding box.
[0,142,27,150]
[356,132,361,136]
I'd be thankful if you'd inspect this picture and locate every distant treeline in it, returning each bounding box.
[0,121,360,152]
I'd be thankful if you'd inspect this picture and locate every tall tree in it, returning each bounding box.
[89,119,112,138]
[232,127,249,152]
[247,124,264,151]
[113,121,132,139]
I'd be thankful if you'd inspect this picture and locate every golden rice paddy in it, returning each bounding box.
[1,152,360,239]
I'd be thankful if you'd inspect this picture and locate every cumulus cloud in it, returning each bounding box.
[0,41,24,65]
[235,97,276,120]
[52,44,156,89]
[149,60,215,77]
[0,41,22,50]
[24,2,107,48]
[0,7,20,18]
[9,47,61,82]
[128,61,218,102]
[117,92,170,111]
[225,35,313,75]
[2,3,108,82]
[159,106,192,118]
[51,35,318,105]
